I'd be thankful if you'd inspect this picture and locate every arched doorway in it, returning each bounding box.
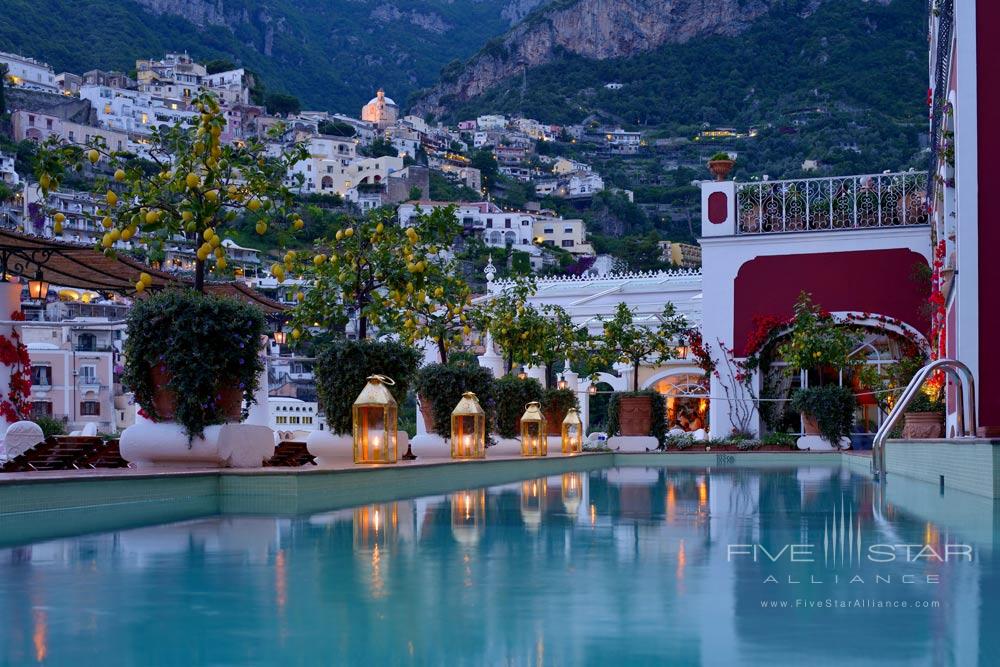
[648,371,710,432]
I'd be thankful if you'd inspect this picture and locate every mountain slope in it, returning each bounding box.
[409,0,793,117]
[0,0,539,112]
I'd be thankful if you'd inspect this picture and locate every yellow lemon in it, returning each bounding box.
[101,233,114,248]
[335,230,343,241]
[248,199,261,212]
[313,254,326,266]
[185,173,200,189]
[293,218,304,230]
[203,228,215,241]
[87,149,99,164]
[135,281,145,293]
[101,216,113,229]
[376,222,384,234]
[182,211,194,222]
[296,291,304,303]
[108,228,121,242]
[255,221,267,235]
[114,169,126,182]
[39,173,51,190]
[53,212,65,224]
[344,227,354,238]
[145,210,159,224]
[217,257,227,270]
[53,221,63,234]
[139,272,152,286]
[291,328,301,340]
[106,190,118,206]
[204,189,218,203]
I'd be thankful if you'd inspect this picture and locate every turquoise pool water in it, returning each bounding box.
[0,465,994,665]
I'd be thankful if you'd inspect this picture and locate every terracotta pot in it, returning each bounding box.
[902,412,943,439]
[708,159,735,181]
[148,364,242,422]
[801,412,821,436]
[419,395,435,429]
[544,407,567,436]
[619,395,653,436]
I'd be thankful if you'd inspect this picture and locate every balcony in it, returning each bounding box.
[735,171,927,235]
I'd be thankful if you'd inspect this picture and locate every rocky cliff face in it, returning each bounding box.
[412,0,808,116]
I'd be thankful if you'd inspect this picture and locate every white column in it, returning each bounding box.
[478,331,504,377]
[526,364,546,387]
[244,336,270,426]
[578,377,591,433]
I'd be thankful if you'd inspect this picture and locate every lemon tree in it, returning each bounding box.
[287,206,463,343]
[472,276,548,374]
[34,91,308,292]
[599,302,689,392]
[535,304,592,378]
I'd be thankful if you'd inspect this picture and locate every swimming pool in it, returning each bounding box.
[0,464,993,665]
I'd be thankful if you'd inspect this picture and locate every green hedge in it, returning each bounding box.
[790,385,856,444]
[494,375,543,438]
[315,339,421,435]
[416,357,496,438]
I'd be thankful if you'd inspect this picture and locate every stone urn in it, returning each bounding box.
[150,363,242,422]
[902,412,944,439]
[708,159,735,181]
[619,395,653,436]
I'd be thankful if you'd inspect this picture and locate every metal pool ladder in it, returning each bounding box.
[871,358,978,481]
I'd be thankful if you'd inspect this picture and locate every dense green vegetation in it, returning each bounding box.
[0,0,516,112]
[445,0,927,177]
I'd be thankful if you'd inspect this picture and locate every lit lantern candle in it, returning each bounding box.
[451,391,486,459]
[520,401,547,457]
[352,375,398,464]
[561,407,583,454]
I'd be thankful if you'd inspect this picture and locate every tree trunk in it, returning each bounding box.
[437,336,448,365]
[358,316,368,340]
[194,258,205,293]
[633,362,640,392]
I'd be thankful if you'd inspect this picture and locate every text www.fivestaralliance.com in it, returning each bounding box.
[760,599,940,609]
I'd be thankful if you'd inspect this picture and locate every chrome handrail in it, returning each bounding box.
[872,358,978,480]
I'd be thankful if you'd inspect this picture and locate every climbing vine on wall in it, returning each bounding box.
[0,310,31,423]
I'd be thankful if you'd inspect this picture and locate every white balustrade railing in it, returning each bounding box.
[735,171,928,234]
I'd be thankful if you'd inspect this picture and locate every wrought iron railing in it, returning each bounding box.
[735,171,928,234]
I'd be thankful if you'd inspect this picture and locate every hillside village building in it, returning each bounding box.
[360,89,399,129]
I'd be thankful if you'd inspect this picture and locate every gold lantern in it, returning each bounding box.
[520,401,547,457]
[451,391,486,459]
[561,407,583,454]
[352,375,398,464]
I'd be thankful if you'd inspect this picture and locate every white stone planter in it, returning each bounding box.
[607,435,659,453]
[120,419,274,468]
[306,431,412,465]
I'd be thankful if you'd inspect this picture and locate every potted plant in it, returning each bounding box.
[902,387,945,439]
[542,387,578,436]
[789,385,857,447]
[708,151,735,181]
[599,302,687,436]
[494,375,543,439]
[415,353,496,439]
[606,391,668,445]
[122,289,267,439]
[776,292,860,443]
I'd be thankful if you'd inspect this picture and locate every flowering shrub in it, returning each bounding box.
[0,310,31,423]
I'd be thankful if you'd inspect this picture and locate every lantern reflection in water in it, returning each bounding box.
[520,478,547,531]
[561,473,583,515]
[353,503,399,550]
[450,489,487,545]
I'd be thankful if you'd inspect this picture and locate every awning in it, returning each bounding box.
[0,228,285,314]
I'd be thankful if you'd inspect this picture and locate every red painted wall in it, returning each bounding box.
[977,1,1000,434]
[732,248,930,355]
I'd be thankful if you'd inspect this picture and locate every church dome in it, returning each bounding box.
[367,94,397,107]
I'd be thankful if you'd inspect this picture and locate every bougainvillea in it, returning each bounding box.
[0,310,32,423]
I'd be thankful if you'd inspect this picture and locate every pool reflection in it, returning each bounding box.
[0,466,997,665]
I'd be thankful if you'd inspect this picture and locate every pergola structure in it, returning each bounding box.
[0,228,285,314]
